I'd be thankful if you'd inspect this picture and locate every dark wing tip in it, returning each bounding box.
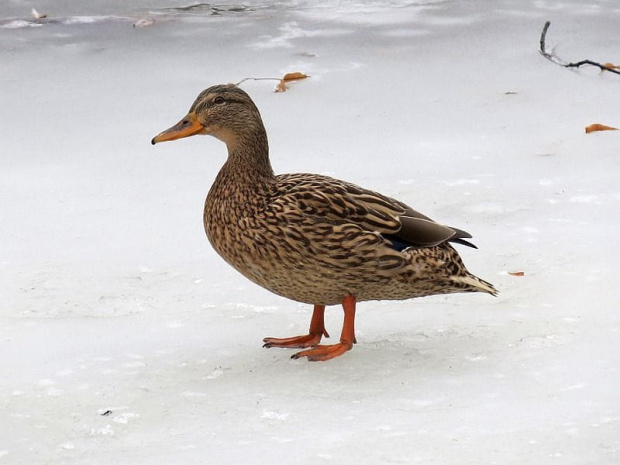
[449,237,478,249]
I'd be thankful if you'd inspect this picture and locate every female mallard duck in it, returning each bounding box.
[152,84,497,362]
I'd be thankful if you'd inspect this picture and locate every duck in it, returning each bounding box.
[151,83,497,362]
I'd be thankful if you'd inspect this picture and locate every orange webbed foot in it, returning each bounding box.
[262,330,328,349]
[263,304,329,349]
[286,296,357,362]
[291,341,353,362]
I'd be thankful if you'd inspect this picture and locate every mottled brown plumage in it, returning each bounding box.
[152,84,497,361]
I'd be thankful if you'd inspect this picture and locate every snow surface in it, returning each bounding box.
[1,0,619,463]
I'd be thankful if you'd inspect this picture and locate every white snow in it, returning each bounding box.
[1,0,619,464]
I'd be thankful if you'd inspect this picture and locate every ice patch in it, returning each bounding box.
[64,16,120,25]
[1,20,43,28]
[252,21,348,49]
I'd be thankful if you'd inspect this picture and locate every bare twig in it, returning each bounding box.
[539,21,553,60]
[538,21,620,76]
[235,77,281,86]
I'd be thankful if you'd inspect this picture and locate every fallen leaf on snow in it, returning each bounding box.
[585,123,618,134]
[508,271,525,276]
[602,63,620,70]
[275,72,309,92]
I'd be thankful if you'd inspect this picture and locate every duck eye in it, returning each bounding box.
[213,96,225,105]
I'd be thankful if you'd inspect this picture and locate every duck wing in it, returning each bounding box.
[272,173,476,250]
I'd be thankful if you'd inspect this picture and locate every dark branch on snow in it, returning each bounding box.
[538,21,620,76]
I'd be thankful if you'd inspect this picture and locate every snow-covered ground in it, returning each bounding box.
[1,0,619,463]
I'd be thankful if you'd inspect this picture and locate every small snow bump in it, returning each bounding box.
[113,412,139,424]
[407,399,437,408]
[123,361,146,368]
[261,410,289,421]
[463,203,505,214]
[90,424,114,436]
[443,178,480,187]
[569,195,598,204]
[205,368,224,380]
[100,369,119,375]
[182,391,208,398]
[46,387,64,397]
[560,383,586,392]
[60,442,75,450]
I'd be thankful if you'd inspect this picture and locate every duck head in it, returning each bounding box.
[151,84,267,154]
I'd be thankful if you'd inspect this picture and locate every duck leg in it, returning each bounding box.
[291,295,357,362]
[263,305,330,349]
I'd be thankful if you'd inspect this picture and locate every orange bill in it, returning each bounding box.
[151,112,204,145]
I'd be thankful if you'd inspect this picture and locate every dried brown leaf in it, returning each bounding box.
[275,80,288,93]
[585,123,618,134]
[508,271,525,277]
[282,72,309,83]
[602,63,620,70]
[274,72,309,92]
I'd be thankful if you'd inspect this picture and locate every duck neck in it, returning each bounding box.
[225,127,274,180]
